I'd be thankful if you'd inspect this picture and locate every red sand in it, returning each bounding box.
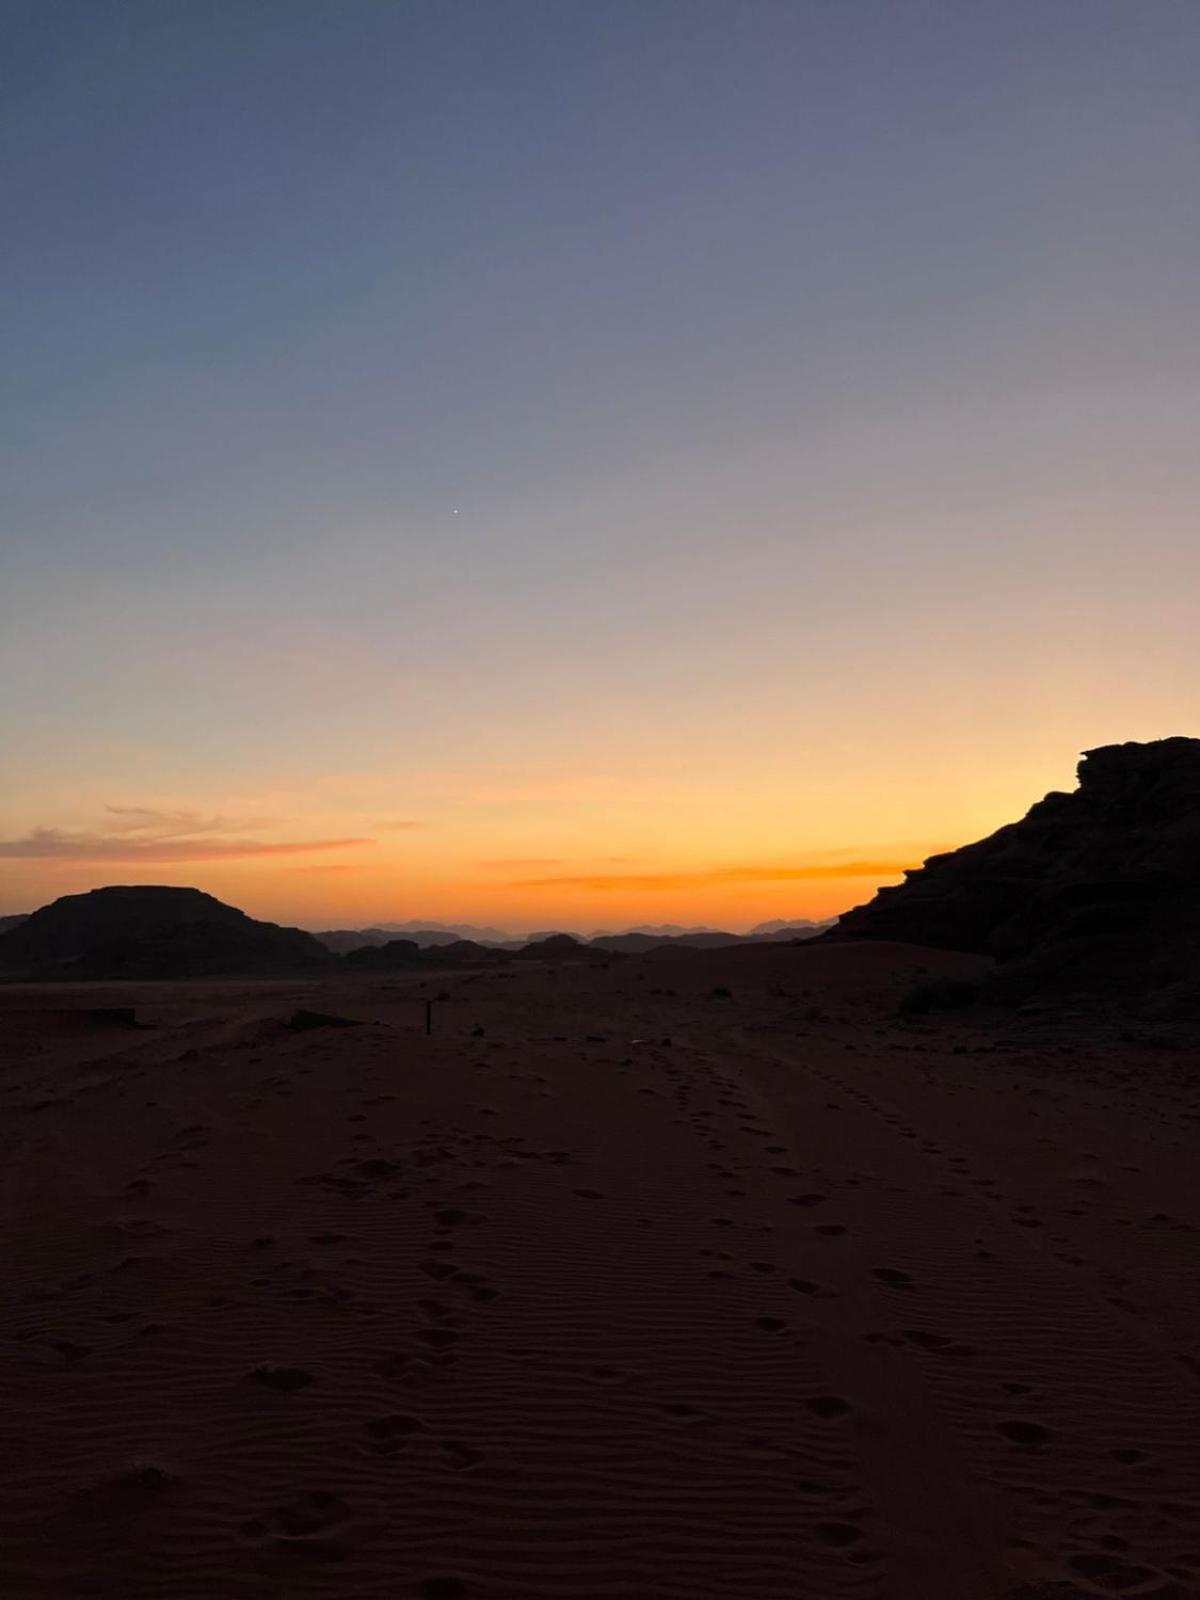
[2,942,1197,1599]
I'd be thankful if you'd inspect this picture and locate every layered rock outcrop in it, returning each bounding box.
[833,739,1200,1012]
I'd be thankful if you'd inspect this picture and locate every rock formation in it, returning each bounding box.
[833,738,1200,1013]
[0,886,330,979]
[516,933,603,961]
[342,938,423,969]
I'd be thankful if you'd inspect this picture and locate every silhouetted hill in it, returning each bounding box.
[591,930,739,952]
[589,926,831,953]
[0,886,330,979]
[315,928,390,955]
[833,738,1200,1014]
[590,932,684,954]
[515,933,597,961]
[342,936,506,969]
[343,938,423,969]
[313,920,834,956]
[376,920,511,946]
[425,939,508,965]
[0,913,29,935]
[319,924,513,951]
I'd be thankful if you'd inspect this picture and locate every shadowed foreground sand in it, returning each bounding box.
[2,942,1198,1599]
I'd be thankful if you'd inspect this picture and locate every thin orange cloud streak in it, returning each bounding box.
[0,828,372,862]
[510,858,925,891]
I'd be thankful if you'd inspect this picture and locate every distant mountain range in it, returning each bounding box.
[374,919,512,944]
[312,918,833,955]
[6,740,1197,1014]
[0,889,833,980]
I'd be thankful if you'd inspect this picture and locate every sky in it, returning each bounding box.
[3,0,1198,933]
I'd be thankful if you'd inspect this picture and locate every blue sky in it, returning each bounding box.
[3,1,1198,928]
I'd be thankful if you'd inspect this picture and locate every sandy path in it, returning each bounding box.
[1,947,1197,1599]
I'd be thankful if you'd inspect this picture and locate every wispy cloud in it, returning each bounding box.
[0,814,371,862]
[509,858,923,891]
[103,804,250,835]
[0,829,370,862]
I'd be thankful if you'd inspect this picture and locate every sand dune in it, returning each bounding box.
[2,942,1197,1598]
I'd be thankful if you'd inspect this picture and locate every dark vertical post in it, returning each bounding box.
[425,998,432,1035]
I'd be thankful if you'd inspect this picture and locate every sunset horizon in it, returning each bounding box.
[6,4,1198,941]
[0,732,1190,931]
[5,7,1200,1595]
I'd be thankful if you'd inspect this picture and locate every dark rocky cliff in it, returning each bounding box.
[832,739,1200,1013]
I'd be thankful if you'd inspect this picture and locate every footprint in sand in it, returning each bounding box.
[170,1124,209,1151]
[418,1327,460,1351]
[363,1413,424,1455]
[872,1267,914,1288]
[807,1395,851,1418]
[453,1270,500,1303]
[373,1350,436,1383]
[815,1520,864,1547]
[1069,1553,1157,1589]
[419,1259,457,1280]
[999,1419,1051,1450]
[902,1329,953,1350]
[417,1297,455,1320]
[354,1157,403,1180]
[431,1206,483,1230]
[250,1364,316,1393]
[240,1490,352,1558]
[64,1464,174,1523]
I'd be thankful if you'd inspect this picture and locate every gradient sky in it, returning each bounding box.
[3,1,1198,932]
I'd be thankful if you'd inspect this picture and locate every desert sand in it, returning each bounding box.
[2,941,1197,1599]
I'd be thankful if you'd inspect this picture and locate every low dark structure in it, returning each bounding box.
[832,738,1200,1015]
[0,886,331,980]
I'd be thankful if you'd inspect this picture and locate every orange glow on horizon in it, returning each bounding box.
[0,836,929,934]
[3,725,1192,933]
[507,858,927,891]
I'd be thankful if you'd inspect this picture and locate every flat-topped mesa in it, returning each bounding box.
[831,738,1200,1012]
[0,885,331,979]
